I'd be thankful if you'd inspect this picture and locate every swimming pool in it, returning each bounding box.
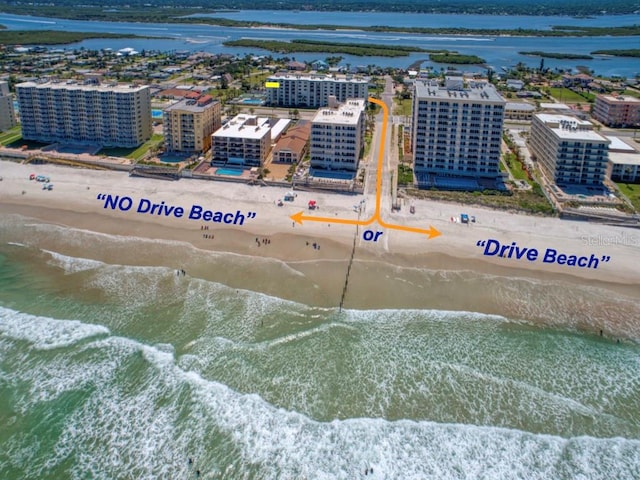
[215,168,244,176]
[239,98,265,105]
[160,154,187,163]
[152,110,163,119]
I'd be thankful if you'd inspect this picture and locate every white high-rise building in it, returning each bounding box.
[411,78,505,189]
[266,74,368,108]
[0,81,16,132]
[16,81,152,147]
[529,113,610,186]
[212,115,272,167]
[310,98,366,173]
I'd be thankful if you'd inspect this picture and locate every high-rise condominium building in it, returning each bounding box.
[163,95,221,153]
[16,81,152,147]
[212,115,272,167]
[0,81,16,132]
[310,98,366,173]
[529,113,610,186]
[266,74,368,108]
[411,78,505,189]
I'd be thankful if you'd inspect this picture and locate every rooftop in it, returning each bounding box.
[605,136,637,153]
[505,102,535,111]
[609,151,640,166]
[213,115,271,140]
[16,80,148,93]
[164,95,218,113]
[535,113,609,142]
[414,80,504,102]
[539,102,571,110]
[598,94,640,104]
[268,73,368,84]
[312,99,366,126]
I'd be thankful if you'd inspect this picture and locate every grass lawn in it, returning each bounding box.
[622,89,640,99]
[547,87,588,103]
[99,134,163,160]
[616,182,640,211]
[0,125,22,146]
[363,130,373,157]
[503,153,531,182]
[393,98,412,117]
[397,163,413,185]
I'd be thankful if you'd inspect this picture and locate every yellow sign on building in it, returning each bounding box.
[265,81,280,88]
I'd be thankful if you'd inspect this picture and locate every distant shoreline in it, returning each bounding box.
[1,8,639,38]
[0,30,160,45]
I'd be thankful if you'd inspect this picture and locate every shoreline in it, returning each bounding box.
[2,160,639,286]
[1,161,639,331]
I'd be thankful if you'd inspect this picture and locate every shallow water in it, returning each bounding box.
[1,216,639,478]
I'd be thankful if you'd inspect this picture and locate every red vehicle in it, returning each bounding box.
[29,173,36,180]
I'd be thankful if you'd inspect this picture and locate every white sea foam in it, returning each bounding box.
[344,307,508,325]
[2,310,640,479]
[0,306,109,351]
[43,249,105,274]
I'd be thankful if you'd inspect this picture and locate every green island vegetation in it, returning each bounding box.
[1,2,639,37]
[616,183,640,212]
[2,0,637,17]
[0,30,154,45]
[519,51,593,60]
[590,49,640,58]
[429,53,486,64]
[223,39,447,57]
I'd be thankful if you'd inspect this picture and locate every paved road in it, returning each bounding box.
[364,75,396,217]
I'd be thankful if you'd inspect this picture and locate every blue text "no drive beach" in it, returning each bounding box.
[96,194,257,225]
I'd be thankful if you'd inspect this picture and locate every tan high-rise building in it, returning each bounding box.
[16,81,151,147]
[163,95,221,153]
[592,94,640,128]
[0,81,16,132]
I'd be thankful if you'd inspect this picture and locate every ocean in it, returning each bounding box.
[1,212,640,478]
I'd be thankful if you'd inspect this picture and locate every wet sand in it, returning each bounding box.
[1,160,640,339]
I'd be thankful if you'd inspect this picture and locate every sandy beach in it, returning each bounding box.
[2,159,640,339]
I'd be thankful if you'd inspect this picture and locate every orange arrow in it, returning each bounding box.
[290,210,373,226]
[380,221,442,239]
[368,96,387,217]
[289,96,441,240]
